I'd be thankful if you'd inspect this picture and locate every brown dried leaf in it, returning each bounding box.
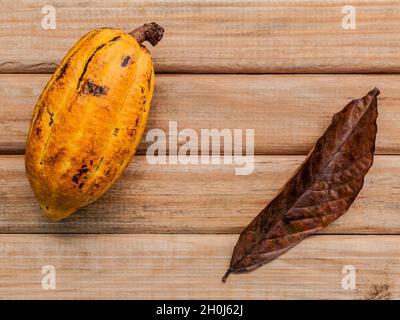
[223,88,380,282]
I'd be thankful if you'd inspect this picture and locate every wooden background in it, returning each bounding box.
[1,0,400,299]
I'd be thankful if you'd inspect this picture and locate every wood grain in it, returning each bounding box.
[0,234,398,299]
[1,74,400,155]
[1,154,399,234]
[2,0,399,301]
[2,0,400,73]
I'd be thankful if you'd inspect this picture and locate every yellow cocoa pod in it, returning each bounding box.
[25,23,164,221]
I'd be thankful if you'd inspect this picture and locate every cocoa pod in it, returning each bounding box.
[25,23,164,221]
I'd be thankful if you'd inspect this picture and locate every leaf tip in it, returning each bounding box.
[222,269,232,283]
[369,87,380,97]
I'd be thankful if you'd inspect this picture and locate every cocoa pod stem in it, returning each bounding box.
[129,22,164,46]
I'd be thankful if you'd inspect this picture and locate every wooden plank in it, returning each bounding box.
[0,234,398,299]
[1,0,400,73]
[1,154,399,234]
[1,74,400,155]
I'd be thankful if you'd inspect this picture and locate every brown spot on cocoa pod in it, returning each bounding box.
[72,164,90,184]
[46,148,66,165]
[79,182,84,189]
[82,80,108,96]
[55,61,69,81]
[121,56,131,67]
[46,108,54,126]
[35,127,42,138]
[32,104,44,128]
[113,128,119,136]
[127,127,136,137]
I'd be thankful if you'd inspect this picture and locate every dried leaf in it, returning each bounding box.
[223,88,380,282]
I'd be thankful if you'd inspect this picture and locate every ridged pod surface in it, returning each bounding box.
[25,23,164,221]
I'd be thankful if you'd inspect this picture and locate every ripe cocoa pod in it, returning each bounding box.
[25,23,164,221]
